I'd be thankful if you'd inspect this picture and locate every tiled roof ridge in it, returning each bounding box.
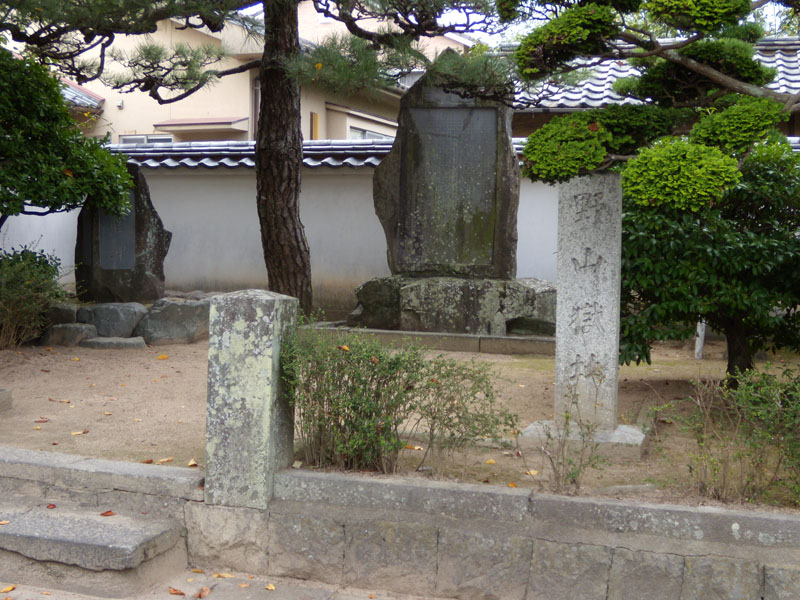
[109,137,800,170]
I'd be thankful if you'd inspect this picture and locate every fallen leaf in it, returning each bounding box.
[71,430,86,436]
[51,442,58,446]
[291,460,303,469]
[140,459,153,464]
[238,583,250,588]
[337,345,350,352]
[517,384,526,388]
[48,397,56,402]
[247,575,254,579]
[369,595,376,599]
[34,426,41,430]
[41,592,51,596]
[186,578,193,583]
[265,583,276,590]
[525,469,539,476]
[152,378,159,383]
[0,521,9,525]
[100,510,116,517]
[72,357,80,361]
[187,458,198,468]
[45,347,52,351]
[485,459,496,465]
[134,418,142,422]
[41,369,50,373]
[213,572,235,578]
[191,568,204,574]
[59,399,69,404]
[168,587,185,596]
[508,482,517,488]
[34,418,49,423]
[46,504,56,509]
[157,354,169,360]
[195,587,211,599]
[156,457,174,465]
[0,586,15,593]
[120,383,126,387]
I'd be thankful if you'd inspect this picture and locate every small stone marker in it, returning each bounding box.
[204,290,298,509]
[554,173,621,430]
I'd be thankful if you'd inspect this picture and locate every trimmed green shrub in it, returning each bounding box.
[0,247,67,348]
[282,330,516,473]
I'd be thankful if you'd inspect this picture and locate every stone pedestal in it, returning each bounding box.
[347,276,555,336]
[204,290,298,509]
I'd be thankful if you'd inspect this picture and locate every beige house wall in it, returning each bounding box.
[79,2,469,143]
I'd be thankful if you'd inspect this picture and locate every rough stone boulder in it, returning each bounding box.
[44,303,77,325]
[347,277,556,336]
[133,298,211,345]
[76,303,148,338]
[41,324,98,347]
[75,163,171,303]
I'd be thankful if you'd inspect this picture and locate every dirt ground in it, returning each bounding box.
[1,337,798,513]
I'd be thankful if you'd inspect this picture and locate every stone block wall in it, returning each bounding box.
[1,446,799,600]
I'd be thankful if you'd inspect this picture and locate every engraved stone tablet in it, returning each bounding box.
[99,205,135,270]
[399,107,497,270]
[374,77,519,279]
[554,174,622,431]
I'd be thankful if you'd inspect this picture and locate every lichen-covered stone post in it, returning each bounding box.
[205,290,298,509]
[555,174,621,430]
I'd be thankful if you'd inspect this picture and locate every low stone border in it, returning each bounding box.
[314,323,555,355]
[2,446,799,600]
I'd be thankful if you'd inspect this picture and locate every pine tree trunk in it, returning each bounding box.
[256,0,312,314]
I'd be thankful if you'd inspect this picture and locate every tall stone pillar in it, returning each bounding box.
[204,290,298,509]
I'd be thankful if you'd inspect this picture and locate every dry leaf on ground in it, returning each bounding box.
[100,510,116,517]
[168,587,185,596]
[195,587,211,599]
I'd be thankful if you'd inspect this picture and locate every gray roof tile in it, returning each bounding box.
[520,37,800,110]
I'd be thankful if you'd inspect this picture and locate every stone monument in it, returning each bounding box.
[348,76,553,335]
[523,174,645,457]
[75,163,171,303]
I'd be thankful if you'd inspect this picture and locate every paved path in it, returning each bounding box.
[1,569,445,600]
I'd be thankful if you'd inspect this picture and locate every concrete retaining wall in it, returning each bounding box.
[1,446,799,600]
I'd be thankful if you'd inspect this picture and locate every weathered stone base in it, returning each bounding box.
[347,276,555,336]
[520,420,647,461]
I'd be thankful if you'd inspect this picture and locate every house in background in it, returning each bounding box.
[513,37,800,137]
[78,1,473,144]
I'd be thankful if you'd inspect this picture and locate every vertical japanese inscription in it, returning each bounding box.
[555,175,622,431]
[99,206,135,270]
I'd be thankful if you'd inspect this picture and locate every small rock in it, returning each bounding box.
[133,298,210,345]
[79,336,147,349]
[77,302,148,337]
[44,302,78,325]
[41,324,98,347]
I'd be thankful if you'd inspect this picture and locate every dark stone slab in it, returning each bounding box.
[75,164,171,303]
[374,78,519,279]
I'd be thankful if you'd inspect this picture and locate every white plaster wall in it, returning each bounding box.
[517,179,559,282]
[1,167,559,314]
[1,210,80,288]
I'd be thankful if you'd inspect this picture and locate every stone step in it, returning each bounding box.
[0,496,187,598]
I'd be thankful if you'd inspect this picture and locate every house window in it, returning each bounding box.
[349,127,392,140]
[119,134,173,144]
